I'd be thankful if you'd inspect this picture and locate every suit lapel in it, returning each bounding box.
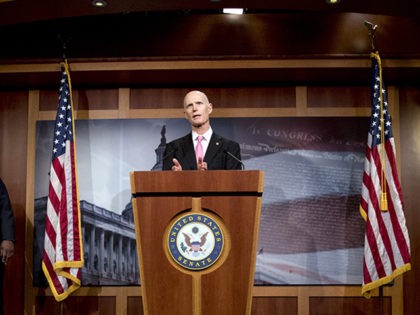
[205,133,223,164]
[180,134,197,169]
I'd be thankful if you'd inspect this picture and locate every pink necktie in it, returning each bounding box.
[195,136,204,163]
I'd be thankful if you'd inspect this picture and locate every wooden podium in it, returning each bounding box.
[130,170,264,315]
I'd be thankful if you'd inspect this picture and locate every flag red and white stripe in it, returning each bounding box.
[42,61,84,301]
[360,51,410,298]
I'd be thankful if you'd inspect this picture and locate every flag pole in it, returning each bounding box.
[57,34,71,60]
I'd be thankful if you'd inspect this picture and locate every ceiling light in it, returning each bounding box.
[91,0,108,7]
[325,0,341,4]
[223,8,244,15]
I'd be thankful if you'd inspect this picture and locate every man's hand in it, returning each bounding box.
[0,240,14,265]
[197,157,207,171]
[171,158,182,171]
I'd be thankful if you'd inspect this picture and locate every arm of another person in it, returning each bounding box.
[0,179,15,264]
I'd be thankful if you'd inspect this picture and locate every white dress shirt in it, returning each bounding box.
[192,128,213,158]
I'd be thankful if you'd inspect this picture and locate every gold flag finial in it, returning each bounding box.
[364,21,378,51]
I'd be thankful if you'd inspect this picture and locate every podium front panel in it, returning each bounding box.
[131,170,264,315]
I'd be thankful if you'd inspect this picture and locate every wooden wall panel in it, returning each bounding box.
[251,297,298,315]
[130,88,190,109]
[39,91,58,111]
[130,87,295,109]
[35,296,116,315]
[127,296,144,315]
[16,83,412,315]
[307,86,370,108]
[75,90,119,111]
[39,89,119,111]
[400,86,420,315]
[209,87,296,108]
[309,297,391,315]
[0,91,28,315]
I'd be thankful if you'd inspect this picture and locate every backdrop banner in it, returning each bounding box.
[33,117,367,286]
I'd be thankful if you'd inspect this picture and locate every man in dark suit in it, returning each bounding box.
[163,90,242,171]
[0,178,15,315]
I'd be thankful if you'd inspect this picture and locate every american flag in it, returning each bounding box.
[42,61,84,301]
[360,52,411,298]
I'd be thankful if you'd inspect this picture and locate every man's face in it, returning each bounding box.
[183,91,213,128]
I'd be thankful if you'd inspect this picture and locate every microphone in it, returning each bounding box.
[223,150,245,170]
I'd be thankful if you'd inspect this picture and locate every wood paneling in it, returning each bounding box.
[131,171,263,314]
[130,88,191,109]
[309,296,391,315]
[39,90,59,111]
[251,297,298,315]
[1,12,419,64]
[211,87,295,109]
[0,91,28,315]
[130,87,295,109]
[400,86,420,315]
[75,90,119,111]
[307,86,370,108]
[127,297,144,315]
[4,83,413,314]
[39,89,119,111]
[35,296,116,315]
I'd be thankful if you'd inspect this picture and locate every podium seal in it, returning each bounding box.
[167,213,224,271]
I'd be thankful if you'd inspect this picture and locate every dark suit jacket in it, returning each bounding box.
[162,132,242,170]
[0,178,15,243]
[0,178,15,315]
